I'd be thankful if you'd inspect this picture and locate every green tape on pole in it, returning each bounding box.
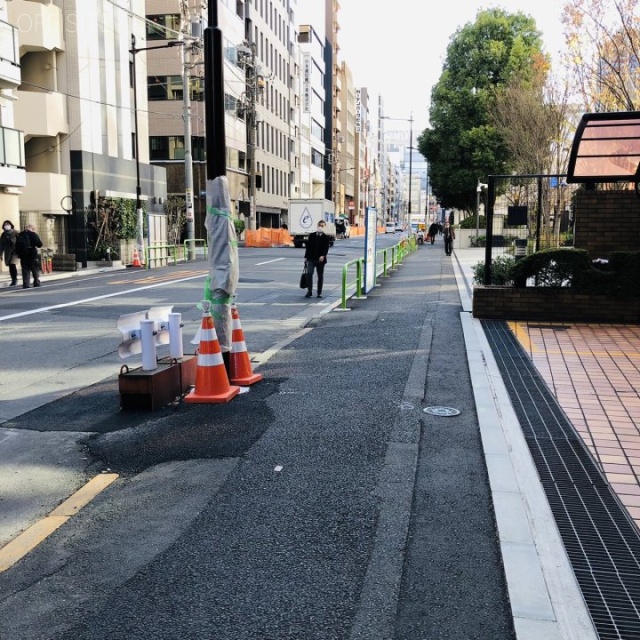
[206,206,231,219]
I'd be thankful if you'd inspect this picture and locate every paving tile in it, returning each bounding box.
[512,322,640,532]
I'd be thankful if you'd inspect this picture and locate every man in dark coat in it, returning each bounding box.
[304,220,331,298]
[19,224,43,288]
[428,222,439,244]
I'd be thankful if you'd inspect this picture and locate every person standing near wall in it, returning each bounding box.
[0,220,19,286]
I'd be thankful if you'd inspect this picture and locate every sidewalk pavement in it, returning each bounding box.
[2,245,638,639]
[0,262,128,289]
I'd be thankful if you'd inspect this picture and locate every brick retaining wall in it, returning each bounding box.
[576,190,640,257]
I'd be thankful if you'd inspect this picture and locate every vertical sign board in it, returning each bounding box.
[303,53,311,113]
[364,207,377,293]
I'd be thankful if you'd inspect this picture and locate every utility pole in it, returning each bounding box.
[183,39,195,259]
[408,112,413,229]
[238,40,262,231]
[131,34,144,263]
[247,40,258,232]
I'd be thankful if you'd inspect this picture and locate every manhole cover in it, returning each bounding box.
[423,406,461,417]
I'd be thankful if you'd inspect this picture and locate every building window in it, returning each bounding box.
[148,76,204,101]
[146,14,181,41]
[150,136,205,161]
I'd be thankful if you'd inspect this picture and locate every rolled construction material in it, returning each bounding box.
[169,312,184,359]
[140,319,157,371]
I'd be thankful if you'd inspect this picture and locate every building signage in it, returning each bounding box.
[355,88,362,133]
[303,53,311,113]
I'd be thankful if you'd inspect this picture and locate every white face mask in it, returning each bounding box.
[3,225,10,231]
[317,226,324,234]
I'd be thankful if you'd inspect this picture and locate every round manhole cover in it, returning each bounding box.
[423,406,461,417]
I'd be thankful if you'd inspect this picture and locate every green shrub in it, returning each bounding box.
[459,215,486,229]
[234,219,246,237]
[470,234,486,247]
[472,254,516,285]
[604,251,640,297]
[511,248,591,287]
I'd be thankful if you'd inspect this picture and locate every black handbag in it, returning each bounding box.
[299,265,308,289]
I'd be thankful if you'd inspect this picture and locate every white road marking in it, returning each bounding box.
[255,258,286,266]
[0,274,204,323]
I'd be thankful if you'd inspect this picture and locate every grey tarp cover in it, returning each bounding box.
[203,176,239,352]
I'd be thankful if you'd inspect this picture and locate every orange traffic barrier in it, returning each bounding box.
[185,304,240,404]
[229,305,263,386]
[131,246,143,268]
[244,228,293,247]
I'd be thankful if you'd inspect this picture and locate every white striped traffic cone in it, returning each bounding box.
[185,304,240,404]
[229,304,264,386]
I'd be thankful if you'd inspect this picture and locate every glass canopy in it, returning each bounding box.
[567,111,640,183]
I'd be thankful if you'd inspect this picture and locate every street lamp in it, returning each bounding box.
[130,35,184,262]
[380,113,413,229]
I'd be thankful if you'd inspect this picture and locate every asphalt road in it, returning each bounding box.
[0,236,515,640]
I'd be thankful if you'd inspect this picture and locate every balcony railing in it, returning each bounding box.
[0,20,19,66]
[0,20,20,87]
[0,126,25,168]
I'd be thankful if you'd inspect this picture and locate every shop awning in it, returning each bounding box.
[567,111,640,183]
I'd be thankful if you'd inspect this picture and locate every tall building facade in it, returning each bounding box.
[144,0,246,235]
[7,0,166,267]
[337,60,355,219]
[0,0,25,281]
[294,22,328,202]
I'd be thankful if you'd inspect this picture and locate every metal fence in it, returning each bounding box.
[482,174,582,284]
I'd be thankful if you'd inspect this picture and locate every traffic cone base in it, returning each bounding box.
[185,311,240,404]
[229,305,264,386]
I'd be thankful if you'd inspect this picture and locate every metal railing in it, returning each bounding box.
[146,243,179,268]
[339,236,417,310]
[183,238,208,261]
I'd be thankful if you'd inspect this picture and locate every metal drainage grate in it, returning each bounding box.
[482,319,640,640]
[423,406,461,417]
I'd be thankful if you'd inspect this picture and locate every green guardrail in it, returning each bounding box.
[338,236,417,310]
[144,240,209,269]
[146,243,178,269]
[184,238,208,261]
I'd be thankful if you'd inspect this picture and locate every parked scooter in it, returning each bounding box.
[416,230,425,245]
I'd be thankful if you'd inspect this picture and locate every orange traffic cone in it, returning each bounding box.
[131,247,143,268]
[132,247,143,267]
[229,304,263,386]
[185,305,240,404]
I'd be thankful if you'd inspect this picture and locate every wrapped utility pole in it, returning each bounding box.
[203,3,239,367]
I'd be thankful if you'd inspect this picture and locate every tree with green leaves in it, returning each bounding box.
[417,9,547,214]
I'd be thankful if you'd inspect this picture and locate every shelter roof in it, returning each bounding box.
[567,111,640,183]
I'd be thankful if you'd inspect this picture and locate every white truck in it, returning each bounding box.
[288,198,336,248]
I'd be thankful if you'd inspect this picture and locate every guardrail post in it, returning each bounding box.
[341,264,348,310]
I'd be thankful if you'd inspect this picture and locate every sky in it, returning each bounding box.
[338,1,566,135]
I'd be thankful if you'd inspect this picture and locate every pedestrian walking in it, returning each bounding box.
[0,219,19,286]
[15,223,43,288]
[443,221,455,256]
[428,222,439,245]
[304,220,330,298]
